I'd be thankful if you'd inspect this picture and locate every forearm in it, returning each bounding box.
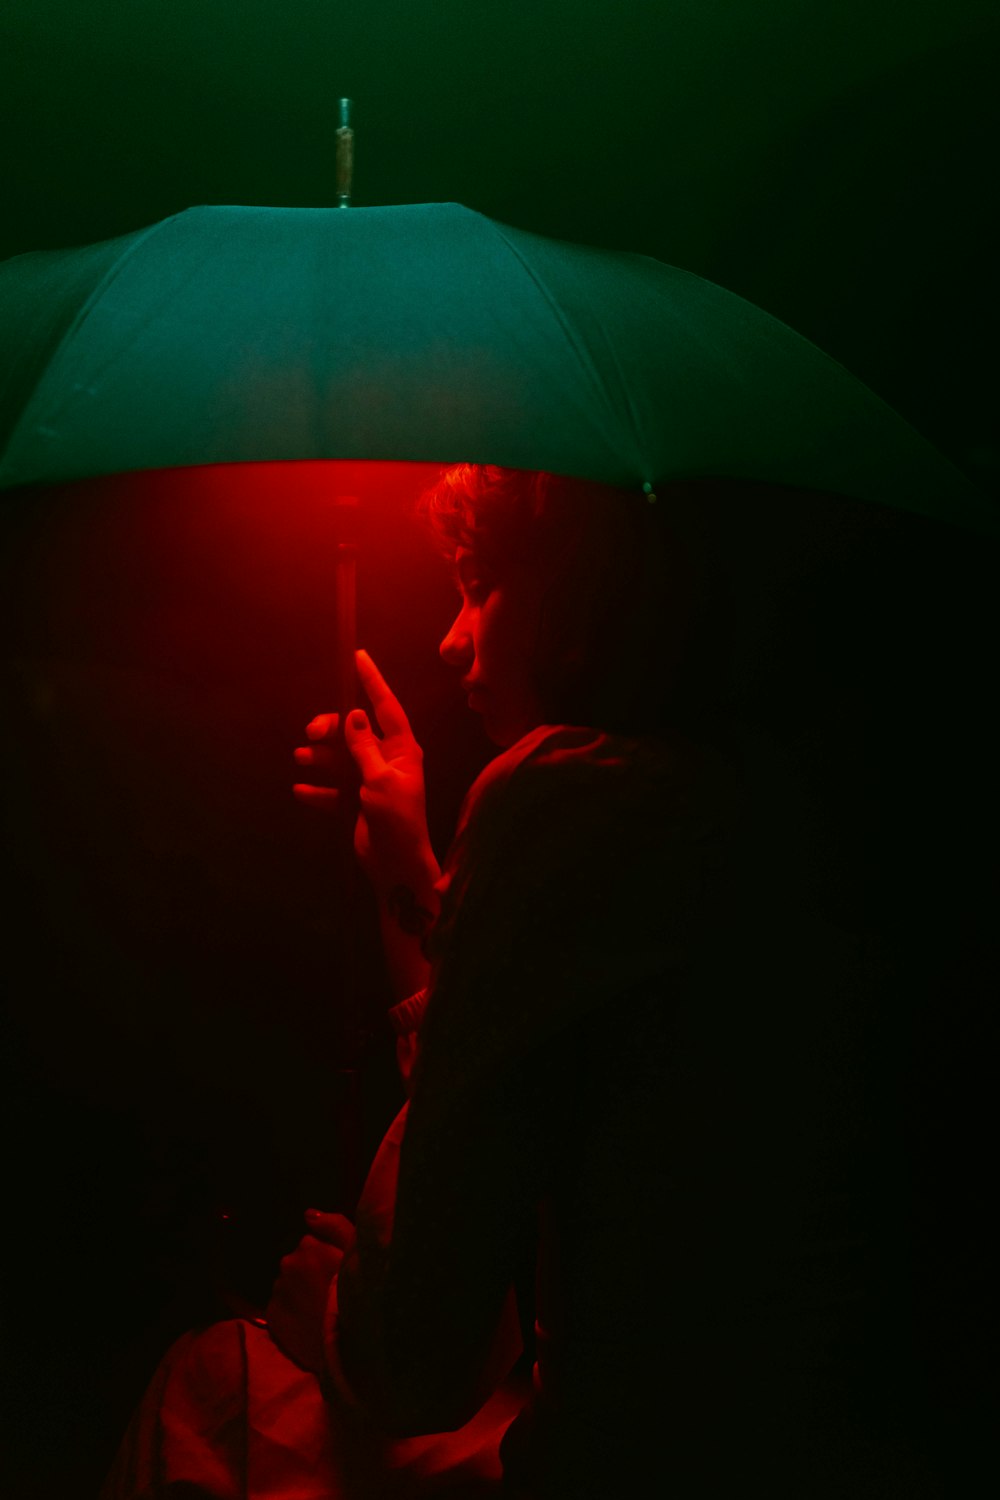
[375,846,441,1004]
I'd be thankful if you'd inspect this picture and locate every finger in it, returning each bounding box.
[298,1234,341,1258]
[304,1209,355,1248]
[343,709,390,783]
[293,744,335,769]
[292,783,340,809]
[306,712,340,741]
[355,650,414,741]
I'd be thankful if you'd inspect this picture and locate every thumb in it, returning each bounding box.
[343,709,385,782]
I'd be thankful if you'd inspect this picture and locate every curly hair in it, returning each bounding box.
[417,464,694,735]
[417,464,572,571]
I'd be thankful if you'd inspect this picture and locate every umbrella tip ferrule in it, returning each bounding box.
[642,481,658,504]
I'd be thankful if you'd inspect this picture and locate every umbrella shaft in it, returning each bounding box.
[334,542,357,713]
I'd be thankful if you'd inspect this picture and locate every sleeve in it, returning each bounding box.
[388,986,430,1094]
[324,1079,528,1437]
[327,726,724,1436]
[322,1100,409,1425]
[387,986,430,1039]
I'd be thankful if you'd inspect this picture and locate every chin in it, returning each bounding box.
[485,714,544,750]
[477,707,515,748]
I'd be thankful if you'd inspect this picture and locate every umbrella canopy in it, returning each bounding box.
[0,201,995,537]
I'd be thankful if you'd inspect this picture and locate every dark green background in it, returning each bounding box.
[1,5,997,1495]
[3,0,998,491]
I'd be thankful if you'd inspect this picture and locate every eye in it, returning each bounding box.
[455,549,497,606]
[462,577,492,606]
[454,553,494,605]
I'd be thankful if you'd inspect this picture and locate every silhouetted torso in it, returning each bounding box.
[404,724,991,1497]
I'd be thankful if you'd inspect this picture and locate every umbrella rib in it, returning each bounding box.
[2,214,189,467]
[487,222,635,467]
[45,215,183,365]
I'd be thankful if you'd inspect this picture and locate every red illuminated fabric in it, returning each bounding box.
[100,1315,526,1499]
[101,1041,528,1500]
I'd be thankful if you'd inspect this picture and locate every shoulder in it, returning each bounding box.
[435,722,737,929]
[460,723,622,814]
[423,722,738,1057]
[448,725,628,875]
[458,721,729,843]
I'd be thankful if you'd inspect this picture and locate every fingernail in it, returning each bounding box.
[293,746,311,764]
[350,710,367,730]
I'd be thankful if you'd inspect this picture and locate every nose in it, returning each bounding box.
[439,605,473,669]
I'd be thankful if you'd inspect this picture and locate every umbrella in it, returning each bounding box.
[0,201,995,540]
[1,201,995,1224]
